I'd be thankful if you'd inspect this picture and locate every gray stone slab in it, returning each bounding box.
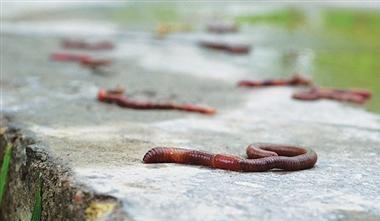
[2,23,380,221]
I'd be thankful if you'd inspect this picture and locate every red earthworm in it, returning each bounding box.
[80,58,112,69]
[62,39,114,50]
[97,89,216,115]
[50,53,91,62]
[199,41,251,54]
[293,87,371,104]
[238,74,312,88]
[327,88,371,99]
[143,143,317,172]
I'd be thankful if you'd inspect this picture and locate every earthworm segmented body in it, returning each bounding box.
[238,75,312,88]
[50,53,91,62]
[293,87,371,104]
[98,88,216,115]
[199,41,251,54]
[143,144,317,172]
[62,39,114,50]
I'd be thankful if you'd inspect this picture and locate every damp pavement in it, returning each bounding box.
[2,6,380,221]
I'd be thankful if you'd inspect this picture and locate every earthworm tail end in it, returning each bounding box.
[348,89,371,98]
[174,104,217,115]
[246,144,278,159]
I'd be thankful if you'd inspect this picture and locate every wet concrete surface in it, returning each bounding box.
[2,16,380,221]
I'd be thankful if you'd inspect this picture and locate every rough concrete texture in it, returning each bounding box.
[2,16,380,221]
[0,117,127,221]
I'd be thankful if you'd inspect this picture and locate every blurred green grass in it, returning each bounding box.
[235,8,306,29]
[0,143,12,206]
[323,9,380,47]
[237,8,380,112]
[314,50,380,112]
[315,9,380,112]
[111,4,181,26]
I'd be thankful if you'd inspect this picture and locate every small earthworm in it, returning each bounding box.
[199,41,251,54]
[98,88,216,115]
[50,53,90,62]
[51,53,111,69]
[238,74,312,88]
[62,39,114,50]
[293,87,371,104]
[80,58,112,69]
[143,144,317,172]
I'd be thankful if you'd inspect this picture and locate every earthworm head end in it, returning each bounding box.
[97,89,108,102]
[143,147,166,163]
[203,107,217,115]
[290,74,312,86]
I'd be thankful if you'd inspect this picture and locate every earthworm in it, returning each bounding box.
[293,87,371,104]
[238,74,312,88]
[206,22,238,34]
[199,41,250,54]
[62,39,114,50]
[51,53,111,69]
[143,143,317,172]
[98,88,216,115]
[328,88,371,99]
[80,58,112,69]
[50,53,91,62]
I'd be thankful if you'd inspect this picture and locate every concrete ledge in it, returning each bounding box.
[0,116,127,221]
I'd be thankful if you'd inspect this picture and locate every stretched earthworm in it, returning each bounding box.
[143,143,317,172]
[50,53,90,62]
[62,39,114,50]
[80,58,112,69]
[51,53,111,69]
[238,74,312,88]
[98,88,216,115]
[199,41,250,54]
[328,88,371,99]
[293,87,371,104]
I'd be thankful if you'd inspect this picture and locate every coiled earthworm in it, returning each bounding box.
[62,39,114,50]
[98,88,216,115]
[143,144,317,172]
[238,74,312,88]
[199,41,251,54]
[293,87,371,104]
